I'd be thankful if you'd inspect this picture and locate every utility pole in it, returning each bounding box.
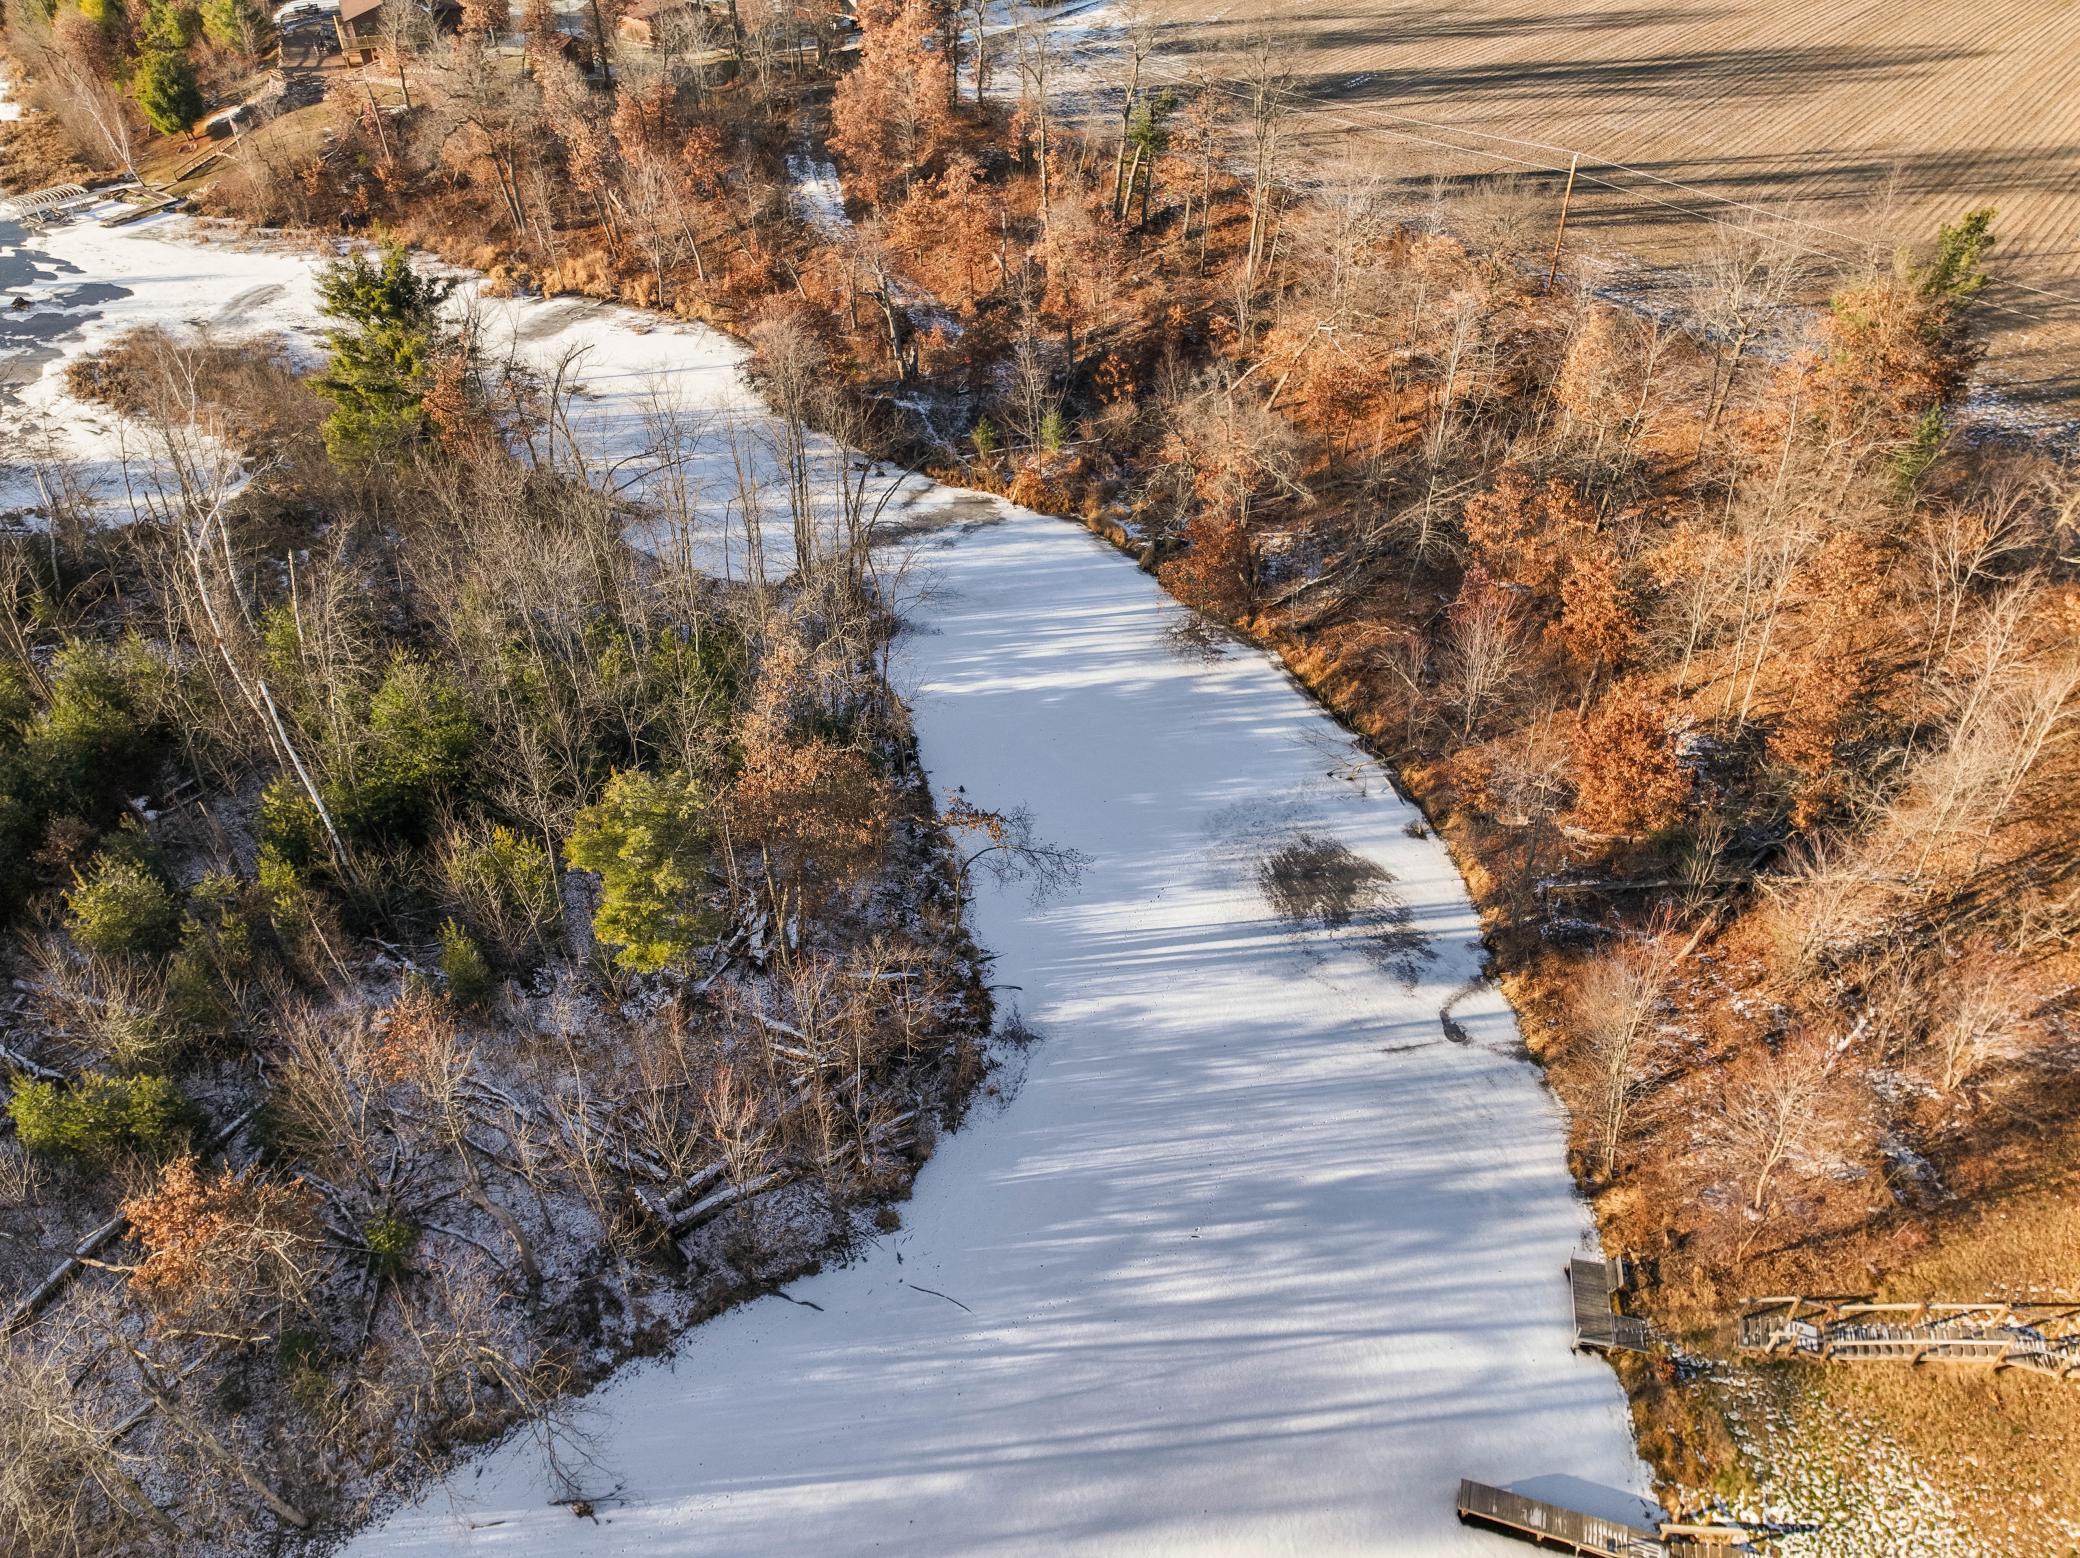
[1545,152,1579,292]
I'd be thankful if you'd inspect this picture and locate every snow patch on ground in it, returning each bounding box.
[786,148,853,241]
[1715,1370,2040,1558]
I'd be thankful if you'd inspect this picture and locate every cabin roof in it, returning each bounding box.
[337,0,461,25]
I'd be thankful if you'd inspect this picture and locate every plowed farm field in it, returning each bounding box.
[1135,0,2080,421]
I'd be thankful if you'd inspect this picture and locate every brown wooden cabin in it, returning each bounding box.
[335,0,465,65]
[616,0,728,49]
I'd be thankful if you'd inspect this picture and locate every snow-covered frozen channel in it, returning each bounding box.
[357,503,1650,1553]
[2,214,1648,1553]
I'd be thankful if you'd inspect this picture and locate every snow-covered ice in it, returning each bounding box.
[0,216,772,573]
[2,214,1648,1553]
[1,215,335,512]
[355,498,1647,1551]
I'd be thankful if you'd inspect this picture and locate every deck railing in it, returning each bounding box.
[1739,1297,2080,1383]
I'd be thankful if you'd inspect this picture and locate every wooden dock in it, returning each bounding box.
[1456,1480,1759,1555]
[1456,1480,1664,1556]
[1571,1257,1651,1355]
[1739,1297,2080,1383]
[0,183,91,222]
[97,190,180,228]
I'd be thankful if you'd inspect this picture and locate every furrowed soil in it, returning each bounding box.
[1133,0,2080,421]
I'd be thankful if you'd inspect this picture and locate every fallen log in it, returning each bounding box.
[818,1111,918,1169]
[634,1160,729,1230]
[661,1160,727,1211]
[668,1171,788,1235]
[0,1042,66,1084]
[744,1010,810,1044]
[3,1213,128,1332]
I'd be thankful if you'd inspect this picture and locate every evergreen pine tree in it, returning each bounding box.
[313,246,459,466]
[199,0,275,57]
[132,50,203,135]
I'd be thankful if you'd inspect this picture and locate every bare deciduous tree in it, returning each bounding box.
[1927,952,2043,1096]
[1234,29,1293,305]
[378,0,432,110]
[1010,1,1061,227]
[1577,935,1677,1182]
[939,789,1090,904]
[1699,1029,1862,1260]
[1439,567,1528,738]
[1688,218,1816,430]
[120,337,352,867]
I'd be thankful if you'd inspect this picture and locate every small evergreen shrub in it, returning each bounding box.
[437,918,494,1009]
[1038,407,1068,452]
[8,1071,191,1163]
[361,1211,418,1277]
[0,665,29,740]
[278,1326,335,1416]
[0,770,33,919]
[565,769,715,972]
[1890,406,1947,499]
[257,847,309,924]
[0,642,174,928]
[165,874,255,1040]
[258,774,326,871]
[335,656,476,843]
[29,638,168,817]
[66,854,180,963]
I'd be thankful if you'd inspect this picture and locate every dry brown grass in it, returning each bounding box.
[63,327,326,458]
[0,99,93,191]
[1805,1178,2080,1547]
[1807,1356,2080,1551]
